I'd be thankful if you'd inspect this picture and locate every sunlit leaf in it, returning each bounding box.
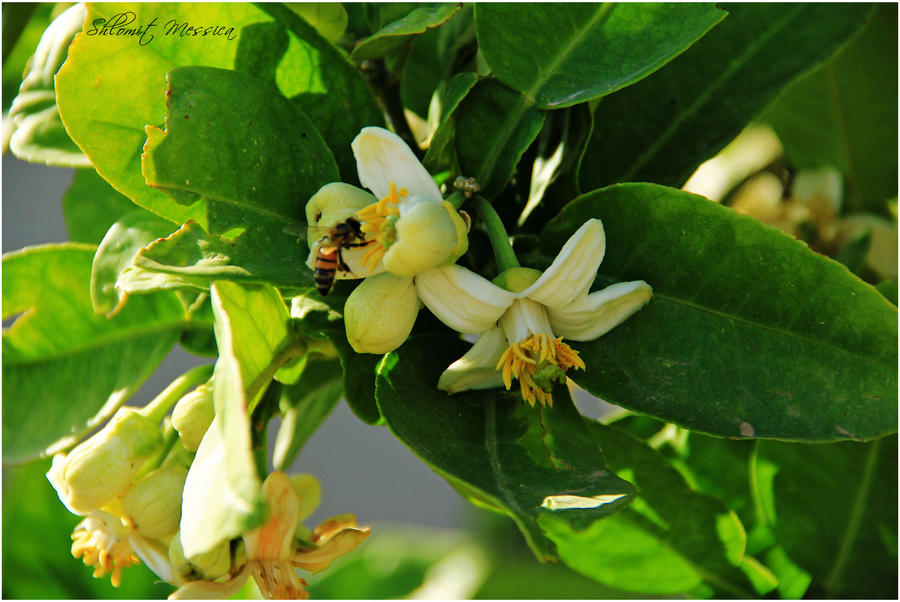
[352,3,462,60]
[542,184,897,441]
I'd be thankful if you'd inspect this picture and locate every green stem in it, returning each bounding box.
[140,424,179,477]
[251,381,283,479]
[474,195,520,271]
[141,364,214,424]
[246,339,307,413]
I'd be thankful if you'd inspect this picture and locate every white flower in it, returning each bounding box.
[305,127,468,354]
[416,219,653,406]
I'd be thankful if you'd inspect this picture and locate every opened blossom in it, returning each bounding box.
[305,127,468,353]
[415,219,653,406]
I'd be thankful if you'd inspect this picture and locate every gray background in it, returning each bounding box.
[2,155,611,529]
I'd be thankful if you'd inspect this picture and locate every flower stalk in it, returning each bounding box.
[473,195,520,272]
[142,364,214,425]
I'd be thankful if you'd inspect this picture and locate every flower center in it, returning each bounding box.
[356,182,406,271]
[496,333,585,407]
[71,515,139,587]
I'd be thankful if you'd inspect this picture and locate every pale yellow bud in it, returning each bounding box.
[383,200,468,277]
[121,466,188,540]
[171,382,214,451]
[345,272,419,354]
[47,408,163,515]
[288,474,321,522]
[306,182,377,250]
[169,532,232,582]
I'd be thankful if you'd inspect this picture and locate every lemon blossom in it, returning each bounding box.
[171,471,370,600]
[415,219,653,406]
[305,127,468,354]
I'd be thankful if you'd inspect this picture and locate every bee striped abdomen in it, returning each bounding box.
[314,246,339,296]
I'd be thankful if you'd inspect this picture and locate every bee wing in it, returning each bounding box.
[283,222,335,243]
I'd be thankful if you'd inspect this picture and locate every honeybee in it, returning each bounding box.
[314,217,371,296]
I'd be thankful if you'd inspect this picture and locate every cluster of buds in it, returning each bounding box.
[47,370,369,599]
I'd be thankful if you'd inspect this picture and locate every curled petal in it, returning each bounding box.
[383,200,462,277]
[293,526,371,573]
[437,328,508,394]
[548,280,653,341]
[244,471,300,561]
[416,265,516,334]
[352,127,441,201]
[345,273,419,354]
[169,565,252,600]
[130,534,181,586]
[521,219,606,308]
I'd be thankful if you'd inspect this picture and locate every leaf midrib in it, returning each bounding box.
[621,4,805,181]
[654,292,895,369]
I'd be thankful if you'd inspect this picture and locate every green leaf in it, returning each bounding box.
[542,184,897,441]
[61,169,141,245]
[290,289,382,425]
[763,4,898,214]
[453,78,545,197]
[753,436,898,598]
[273,358,343,471]
[375,334,633,562]
[541,422,757,596]
[580,3,873,190]
[2,245,185,463]
[287,3,348,43]
[7,4,90,167]
[351,3,462,60]
[90,211,177,315]
[422,71,478,174]
[475,3,726,109]
[181,281,298,557]
[55,3,379,222]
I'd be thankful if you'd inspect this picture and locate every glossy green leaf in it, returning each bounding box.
[2,245,185,463]
[476,3,725,109]
[351,3,462,60]
[753,436,898,598]
[581,3,873,191]
[55,3,379,223]
[763,4,897,214]
[7,3,89,167]
[287,2,348,43]
[290,288,382,425]
[181,281,298,557]
[453,78,545,197]
[61,169,141,245]
[90,211,177,315]
[542,184,897,441]
[273,358,343,471]
[376,334,633,561]
[422,71,478,174]
[541,422,758,596]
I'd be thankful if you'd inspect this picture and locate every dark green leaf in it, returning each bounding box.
[90,211,177,315]
[763,4,898,214]
[453,78,545,197]
[61,169,141,245]
[422,71,478,174]
[581,3,872,190]
[835,230,873,275]
[376,334,633,561]
[290,289,382,425]
[753,436,898,598]
[351,3,461,60]
[542,184,897,441]
[476,3,725,109]
[542,422,759,596]
[2,3,38,64]
[876,280,898,305]
[273,358,343,471]
[2,245,185,463]
[7,4,90,167]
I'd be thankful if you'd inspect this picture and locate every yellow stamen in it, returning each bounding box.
[71,523,139,587]
[495,334,584,407]
[356,182,403,271]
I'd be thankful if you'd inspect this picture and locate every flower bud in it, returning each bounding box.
[171,382,214,452]
[288,474,321,523]
[121,465,188,540]
[169,531,232,582]
[47,407,163,515]
[382,199,468,277]
[344,272,419,354]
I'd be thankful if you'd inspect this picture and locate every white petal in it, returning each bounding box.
[351,127,441,201]
[499,298,554,343]
[383,200,459,277]
[521,219,605,308]
[548,280,652,341]
[416,265,516,334]
[437,328,508,393]
[130,533,180,586]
